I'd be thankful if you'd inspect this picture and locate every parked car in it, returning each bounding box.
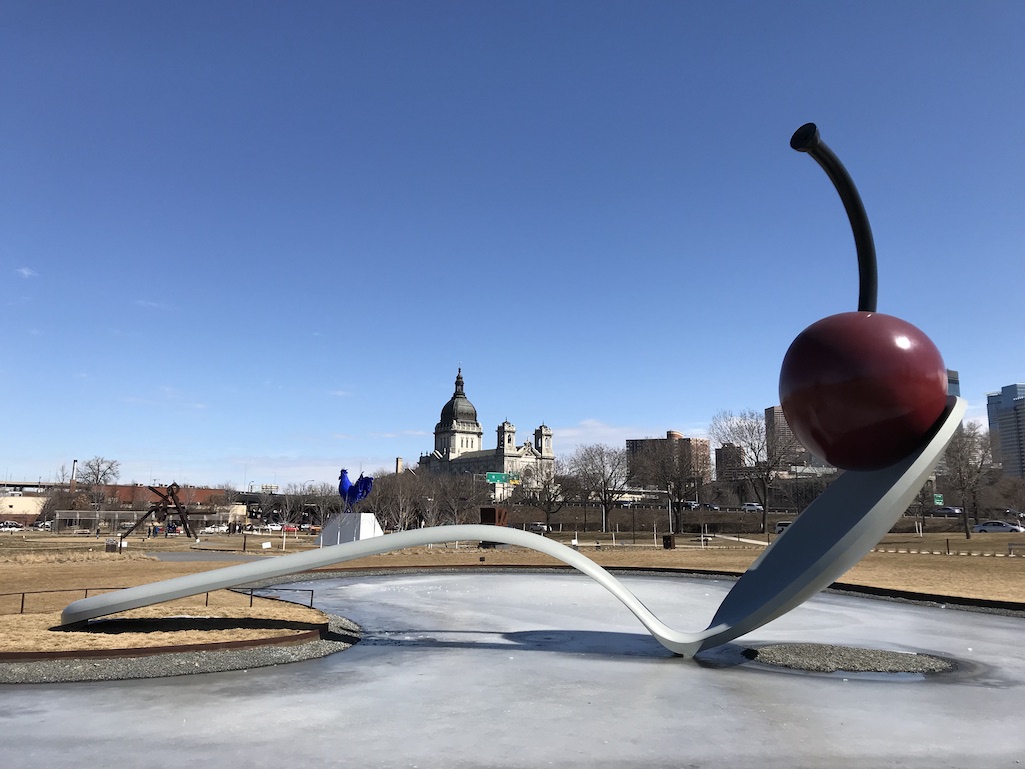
[702,503,720,511]
[0,520,24,531]
[774,521,792,535]
[741,503,764,512]
[682,501,699,510]
[972,520,1025,534]
[528,522,549,533]
[932,506,963,517]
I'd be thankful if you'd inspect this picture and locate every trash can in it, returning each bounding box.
[662,535,676,550]
[104,538,118,553]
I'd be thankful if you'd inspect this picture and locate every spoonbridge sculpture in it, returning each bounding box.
[62,124,964,657]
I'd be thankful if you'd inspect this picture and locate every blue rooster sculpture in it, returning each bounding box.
[338,468,373,512]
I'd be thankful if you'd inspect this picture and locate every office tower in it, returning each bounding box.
[987,384,1025,477]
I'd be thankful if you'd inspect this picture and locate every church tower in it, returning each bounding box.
[534,424,554,459]
[497,420,517,456]
[433,369,483,459]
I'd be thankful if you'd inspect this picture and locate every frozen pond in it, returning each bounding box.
[2,571,1023,767]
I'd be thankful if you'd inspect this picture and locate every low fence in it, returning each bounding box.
[0,587,315,615]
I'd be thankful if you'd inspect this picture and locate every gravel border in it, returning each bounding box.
[0,614,360,685]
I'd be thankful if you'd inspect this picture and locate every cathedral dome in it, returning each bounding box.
[439,368,478,425]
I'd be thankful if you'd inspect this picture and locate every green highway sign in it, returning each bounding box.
[486,472,510,483]
[933,493,944,506]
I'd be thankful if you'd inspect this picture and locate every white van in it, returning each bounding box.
[741,503,764,512]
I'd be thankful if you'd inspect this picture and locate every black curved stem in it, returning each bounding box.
[790,123,878,313]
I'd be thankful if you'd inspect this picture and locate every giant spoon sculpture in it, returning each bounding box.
[63,125,965,658]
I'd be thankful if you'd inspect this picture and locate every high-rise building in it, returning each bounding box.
[626,431,711,486]
[946,369,961,397]
[715,443,745,481]
[765,406,807,465]
[987,384,1025,478]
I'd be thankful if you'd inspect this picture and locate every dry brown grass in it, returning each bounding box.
[0,599,327,653]
[1,530,1022,655]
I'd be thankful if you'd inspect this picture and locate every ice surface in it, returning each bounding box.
[3,572,1023,768]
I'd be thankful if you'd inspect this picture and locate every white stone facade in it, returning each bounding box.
[418,370,555,492]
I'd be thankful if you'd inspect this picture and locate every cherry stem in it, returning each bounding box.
[790,123,878,313]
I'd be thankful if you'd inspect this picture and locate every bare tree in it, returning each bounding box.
[131,486,153,511]
[39,464,77,522]
[460,473,493,523]
[280,483,314,527]
[77,456,120,486]
[432,474,487,525]
[567,444,629,532]
[370,472,422,531]
[77,456,121,510]
[54,463,72,487]
[942,423,992,538]
[631,442,711,533]
[415,474,443,528]
[256,489,280,525]
[709,410,798,533]
[208,483,241,526]
[909,478,937,521]
[989,475,1025,515]
[212,483,240,507]
[308,482,339,528]
[177,484,199,510]
[514,459,569,532]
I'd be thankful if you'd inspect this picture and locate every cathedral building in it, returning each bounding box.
[417,369,555,489]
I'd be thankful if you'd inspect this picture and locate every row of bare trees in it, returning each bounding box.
[364,447,633,535]
[34,422,1023,539]
[933,422,1025,538]
[37,457,123,520]
[367,471,492,530]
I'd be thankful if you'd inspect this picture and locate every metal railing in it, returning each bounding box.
[1,586,314,615]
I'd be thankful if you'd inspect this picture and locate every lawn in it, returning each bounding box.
[1,528,1022,654]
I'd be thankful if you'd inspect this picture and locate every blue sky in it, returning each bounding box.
[2,1,1022,489]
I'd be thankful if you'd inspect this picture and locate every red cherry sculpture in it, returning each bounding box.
[781,124,950,471]
[779,311,948,471]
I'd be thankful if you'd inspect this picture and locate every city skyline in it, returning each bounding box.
[3,3,1022,489]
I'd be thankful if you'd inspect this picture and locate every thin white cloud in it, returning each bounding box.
[554,419,640,449]
[369,429,429,439]
[15,267,37,278]
[329,390,353,398]
[119,386,206,410]
[551,418,713,454]
[963,410,988,428]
